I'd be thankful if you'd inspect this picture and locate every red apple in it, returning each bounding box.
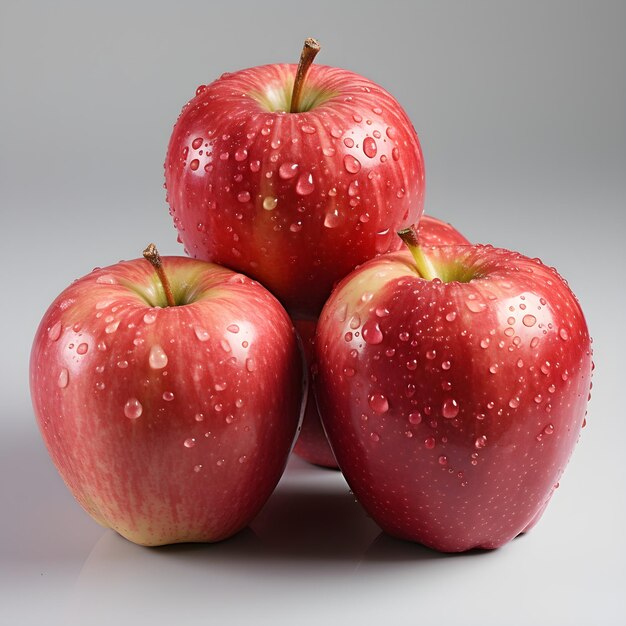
[30,247,304,546]
[164,39,425,315]
[315,229,592,552]
[293,214,470,468]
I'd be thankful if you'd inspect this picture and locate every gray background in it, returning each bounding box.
[1,1,625,624]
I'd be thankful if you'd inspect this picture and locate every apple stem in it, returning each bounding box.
[142,243,176,307]
[397,225,439,281]
[290,38,320,113]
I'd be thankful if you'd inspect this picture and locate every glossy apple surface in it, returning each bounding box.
[316,244,592,552]
[294,214,469,468]
[30,257,304,546]
[165,61,425,314]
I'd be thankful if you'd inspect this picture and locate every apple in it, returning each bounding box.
[164,39,425,315]
[315,227,592,552]
[30,245,304,546]
[293,213,470,468]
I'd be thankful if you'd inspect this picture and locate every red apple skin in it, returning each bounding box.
[418,215,470,246]
[293,215,470,468]
[30,257,304,546]
[315,244,592,552]
[164,63,425,315]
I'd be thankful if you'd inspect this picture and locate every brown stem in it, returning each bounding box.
[143,243,176,307]
[290,38,320,113]
[397,225,439,281]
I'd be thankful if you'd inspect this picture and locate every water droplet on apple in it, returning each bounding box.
[237,191,251,203]
[143,310,157,324]
[370,432,380,442]
[465,298,487,313]
[438,455,448,466]
[522,314,537,327]
[105,320,120,334]
[246,358,256,372]
[324,207,340,228]
[279,162,299,179]
[445,312,457,322]
[57,368,69,388]
[96,274,118,285]
[239,455,248,464]
[184,438,196,448]
[48,321,62,341]
[301,124,316,134]
[544,423,555,435]
[234,148,248,161]
[149,344,168,369]
[322,147,336,157]
[194,326,209,341]
[295,172,314,195]
[162,391,175,401]
[409,411,422,425]
[362,319,383,344]
[343,137,354,148]
[363,137,377,158]
[474,435,487,449]
[441,360,451,370]
[263,196,278,211]
[76,343,88,355]
[124,398,142,419]
[442,398,459,419]
[509,397,520,409]
[343,154,361,174]
[426,349,436,360]
[368,393,389,414]
[189,159,200,171]
[194,464,202,473]
[117,360,128,369]
[227,324,240,334]
[559,327,569,340]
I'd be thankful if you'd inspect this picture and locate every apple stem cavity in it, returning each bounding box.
[143,243,176,307]
[290,37,321,113]
[398,225,440,281]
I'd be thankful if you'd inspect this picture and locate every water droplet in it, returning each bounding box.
[480,338,490,349]
[426,349,436,360]
[522,314,537,327]
[343,154,361,174]
[234,148,248,161]
[362,319,383,344]
[301,124,316,134]
[441,360,451,371]
[540,361,551,375]
[246,358,256,372]
[149,344,168,369]
[189,159,200,171]
[375,307,390,317]
[424,436,436,449]
[445,311,457,322]
[96,274,118,285]
[295,172,314,195]
[48,321,62,341]
[238,455,248,464]
[548,384,556,393]
[544,423,554,435]
[278,162,298,179]
[57,368,69,388]
[184,438,196,448]
[322,147,336,157]
[530,337,540,348]
[195,85,206,96]
[143,310,157,324]
[408,411,422,425]
[263,196,278,211]
[194,464,203,473]
[442,398,459,419]
[368,394,389,414]
[509,397,520,409]
[370,432,380,442]
[465,298,487,313]
[105,320,120,334]
[489,364,498,374]
[124,398,142,419]
[363,137,377,158]
[76,343,88,355]
[324,207,340,228]
[474,435,487,449]
[438,455,448,466]
[117,360,128,369]
[194,326,209,341]
[343,137,355,148]
[237,191,251,203]
[559,328,569,340]
[227,324,240,334]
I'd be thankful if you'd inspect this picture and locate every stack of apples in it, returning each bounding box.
[30,40,592,552]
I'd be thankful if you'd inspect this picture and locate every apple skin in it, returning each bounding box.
[293,214,470,469]
[164,63,425,315]
[315,244,592,552]
[30,257,304,546]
